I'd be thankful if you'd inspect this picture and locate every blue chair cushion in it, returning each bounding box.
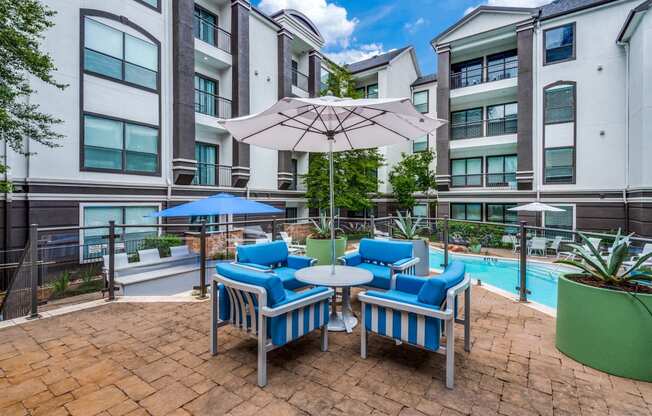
[287,255,313,270]
[356,262,392,290]
[216,263,286,307]
[417,261,465,306]
[273,267,308,291]
[236,241,288,266]
[395,274,428,294]
[358,238,413,264]
[343,252,362,266]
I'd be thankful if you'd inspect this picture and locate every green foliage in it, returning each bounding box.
[439,220,513,248]
[142,234,183,257]
[321,61,363,98]
[393,211,426,240]
[555,230,652,285]
[52,271,70,295]
[388,150,436,209]
[310,212,343,239]
[0,0,67,190]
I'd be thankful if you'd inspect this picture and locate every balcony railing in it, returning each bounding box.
[193,15,231,54]
[450,60,518,90]
[450,173,517,189]
[451,117,518,140]
[193,164,232,187]
[292,69,309,92]
[195,90,232,119]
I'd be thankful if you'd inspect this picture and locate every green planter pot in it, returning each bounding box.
[469,244,482,254]
[305,237,347,265]
[556,275,652,382]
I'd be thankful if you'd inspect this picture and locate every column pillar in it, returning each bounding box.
[435,44,451,191]
[277,28,294,189]
[231,0,251,188]
[516,19,535,190]
[308,50,322,98]
[172,0,196,184]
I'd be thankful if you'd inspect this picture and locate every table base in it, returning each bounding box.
[328,287,358,333]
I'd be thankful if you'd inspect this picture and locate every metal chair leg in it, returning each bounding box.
[211,283,218,355]
[445,318,455,389]
[360,302,367,359]
[464,286,471,353]
[321,325,328,352]
[257,314,267,387]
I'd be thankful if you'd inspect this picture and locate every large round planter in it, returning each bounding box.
[392,238,430,276]
[556,275,652,382]
[305,237,346,265]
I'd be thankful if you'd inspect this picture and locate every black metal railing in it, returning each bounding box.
[292,69,309,91]
[193,15,231,54]
[451,173,517,189]
[451,117,518,140]
[193,164,232,187]
[195,90,232,119]
[450,59,518,89]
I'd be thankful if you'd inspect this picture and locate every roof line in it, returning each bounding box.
[616,0,652,42]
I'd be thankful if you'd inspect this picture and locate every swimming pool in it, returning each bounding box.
[429,249,571,308]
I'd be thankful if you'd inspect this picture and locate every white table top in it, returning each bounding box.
[295,265,373,287]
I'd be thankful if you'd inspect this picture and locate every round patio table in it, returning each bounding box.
[295,265,372,333]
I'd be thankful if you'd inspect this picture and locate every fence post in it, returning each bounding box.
[199,220,207,298]
[271,218,277,241]
[443,216,449,268]
[28,224,39,319]
[518,221,528,302]
[370,215,375,239]
[108,220,116,301]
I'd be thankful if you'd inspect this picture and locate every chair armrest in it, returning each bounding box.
[232,262,274,273]
[262,287,334,317]
[395,274,427,294]
[359,291,451,320]
[341,252,362,266]
[287,255,316,269]
[443,274,471,314]
[390,257,420,271]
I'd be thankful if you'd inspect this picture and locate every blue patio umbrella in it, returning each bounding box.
[151,193,282,217]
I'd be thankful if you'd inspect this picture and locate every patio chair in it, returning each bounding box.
[339,238,419,290]
[501,234,520,253]
[235,240,316,290]
[528,237,547,257]
[547,236,564,257]
[212,263,333,387]
[138,248,161,264]
[279,231,293,245]
[170,245,191,257]
[624,243,652,268]
[359,261,471,389]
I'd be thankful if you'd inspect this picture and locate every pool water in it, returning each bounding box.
[429,249,567,308]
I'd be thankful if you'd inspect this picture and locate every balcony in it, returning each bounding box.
[195,90,232,119]
[450,172,517,189]
[451,117,517,140]
[292,69,309,97]
[193,163,232,187]
[194,16,231,69]
[449,60,518,105]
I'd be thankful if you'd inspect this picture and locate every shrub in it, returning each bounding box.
[436,220,515,248]
[142,234,183,257]
[52,272,70,296]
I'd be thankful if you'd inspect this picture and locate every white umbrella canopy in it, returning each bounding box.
[219,96,447,273]
[508,202,565,213]
[220,96,445,152]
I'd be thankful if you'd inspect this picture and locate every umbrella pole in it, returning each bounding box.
[328,136,336,275]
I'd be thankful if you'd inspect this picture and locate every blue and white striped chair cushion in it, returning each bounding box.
[363,301,441,351]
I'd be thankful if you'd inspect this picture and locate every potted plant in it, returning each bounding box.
[392,211,430,276]
[555,231,652,381]
[467,236,482,254]
[305,213,346,265]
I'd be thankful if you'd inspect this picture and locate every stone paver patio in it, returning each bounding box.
[1,287,651,416]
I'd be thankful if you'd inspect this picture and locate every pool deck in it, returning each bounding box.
[1,286,651,416]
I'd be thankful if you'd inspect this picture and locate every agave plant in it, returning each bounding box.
[310,213,343,239]
[393,211,425,240]
[555,230,652,285]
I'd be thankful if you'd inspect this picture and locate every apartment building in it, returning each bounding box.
[431,0,652,236]
[344,47,439,218]
[0,0,327,251]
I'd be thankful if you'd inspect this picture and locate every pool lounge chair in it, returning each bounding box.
[359,261,471,389]
[528,237,547,257]
[547,236,564,257]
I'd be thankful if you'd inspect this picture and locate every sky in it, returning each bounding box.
[257,0,551,75]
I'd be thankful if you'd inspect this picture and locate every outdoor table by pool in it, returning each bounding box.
[295,265,372,333]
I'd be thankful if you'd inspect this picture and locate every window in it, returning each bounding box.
[413,203,428,218]
[136,0,159,10]
[194,143,218,186]
[292,60,299,86]
[545,147,574,183]
[487,102,517,136]
[545,84,575,124]
[194,6,217,45]
[355,87,366,98]
[83,115,158,174]
[412,136,428,153]
[195,74,218,117]
[543,205,574,230]
[451,158,482,187]
[84,18,158,90]
[412,90,428,113]
[82,205,158,260]
[486,155,517,188]
[487,50,518,82]
[190,214,228,232]
[285,207,298,223]
[451,108,483,140]
[544,23,575,64]
[361,84,378,99]
[320,71,330,92]
[451,58,483,89]
[290,159,298,190]
[486,204,518,223]
[451,203,482,221]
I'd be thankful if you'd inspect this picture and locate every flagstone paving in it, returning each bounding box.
[1,287,651,416]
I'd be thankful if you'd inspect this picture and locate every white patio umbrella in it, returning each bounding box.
[220,96,446,273]
[509,202,564,229]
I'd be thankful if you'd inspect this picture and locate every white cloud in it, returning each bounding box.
[325,43,392,65]
[464,0,551,15]
[258,0,358,48]
[404,17,426,34]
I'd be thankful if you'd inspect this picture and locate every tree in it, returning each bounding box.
[303,62,384,213]
[388,149,437,210]
[0,0,66,191]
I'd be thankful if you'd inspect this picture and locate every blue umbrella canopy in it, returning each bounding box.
[151,193,282,217]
